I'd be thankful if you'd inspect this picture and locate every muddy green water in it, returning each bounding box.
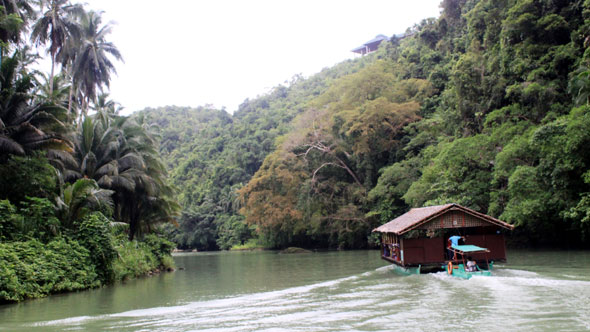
[1,250,589,331]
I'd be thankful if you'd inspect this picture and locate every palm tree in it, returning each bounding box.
[55,177,114,227]
[0,0,36,49]
[14,45,41,77]
[73,10,122,121]
[68,116,139,185]
[0,52,72,160]
[55,17,81,118]
[36,72,70,106]
[1,0,36,27]
[92,92,123,127]
[0,3,23,46]
[30,0,83,97]
[68,115,178,240]
[106,116,179,239]
[115,137,180,239]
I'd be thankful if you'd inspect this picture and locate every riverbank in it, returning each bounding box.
[0,232,175,303]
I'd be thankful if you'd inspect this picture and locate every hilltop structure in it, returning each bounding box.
[351,34,390,55]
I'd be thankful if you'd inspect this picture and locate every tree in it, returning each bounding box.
[55,178,113,228]
[30,0,83,97]
[568,66,590,106]
[69,115,178,240]
[72,10,122,120]
[0,0,36,53]
[36,72,70,106]
[92,93,123,121]
[0,52,72,159]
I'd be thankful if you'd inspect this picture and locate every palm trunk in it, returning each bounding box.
[128,205,140,241]
[49,2,57,97]
[49,55,55,97]
[78,96,89,126]
[67,64,75,120]
[68,81,75,123]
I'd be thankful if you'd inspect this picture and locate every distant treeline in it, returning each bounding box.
[145,0,590,250]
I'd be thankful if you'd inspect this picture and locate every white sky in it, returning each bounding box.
[79,0,441,114]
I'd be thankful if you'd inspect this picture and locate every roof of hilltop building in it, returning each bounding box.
[351,33,414,55]
[351,34,390,54]
[373,203,514,235]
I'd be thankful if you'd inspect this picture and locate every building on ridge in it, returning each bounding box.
[351,34,390,55]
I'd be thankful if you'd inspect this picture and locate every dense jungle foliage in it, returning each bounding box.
[151,0,590,250]
[139,58,375,250]
[0,0,177,302]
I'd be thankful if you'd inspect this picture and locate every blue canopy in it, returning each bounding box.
[451,244,489,253]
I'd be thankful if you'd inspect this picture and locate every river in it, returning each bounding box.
[0,249,589,331]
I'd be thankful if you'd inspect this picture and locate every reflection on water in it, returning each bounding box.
[1,250,589,331]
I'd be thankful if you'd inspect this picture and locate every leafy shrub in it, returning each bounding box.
[0,238,99,303]
[74,212,117,283]
[112,239,159,281]
[0,154,58,204]
[159,255,175,270]
[0,197,60,242]
[19,196,61,242]
[112,233,176,280]
[0,200,22,241]
[143,233,175,260]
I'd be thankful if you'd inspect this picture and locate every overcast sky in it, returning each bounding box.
[80,0,442,114]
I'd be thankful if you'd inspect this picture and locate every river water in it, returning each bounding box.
[1,250,589,331]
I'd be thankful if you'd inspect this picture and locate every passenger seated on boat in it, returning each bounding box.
[392,243,399,260]
[466,257,478,272]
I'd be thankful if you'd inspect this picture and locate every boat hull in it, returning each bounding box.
[444,262,493,279]
[391,264,421,275]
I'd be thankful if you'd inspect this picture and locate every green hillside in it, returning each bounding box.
[146,0,590,249]
[139,58,372,250]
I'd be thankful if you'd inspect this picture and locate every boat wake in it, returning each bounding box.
[31,269,377,330]
[28,265,590,332]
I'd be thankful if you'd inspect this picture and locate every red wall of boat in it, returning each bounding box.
[402,234,507,265]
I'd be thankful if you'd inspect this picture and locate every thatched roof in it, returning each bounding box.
[373,203,514,235]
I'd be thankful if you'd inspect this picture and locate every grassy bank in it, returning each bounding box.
[230,238,271,251]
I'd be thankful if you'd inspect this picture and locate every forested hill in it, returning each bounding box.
[139,57,373,250]
[146,0,590,250]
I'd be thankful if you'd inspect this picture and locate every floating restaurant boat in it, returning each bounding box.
[373,203,514,277]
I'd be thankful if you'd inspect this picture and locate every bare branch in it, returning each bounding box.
[312,162,340,184]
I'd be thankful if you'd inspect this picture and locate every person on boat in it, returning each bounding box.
[466,256,478,272]
[449,235,464,247]
[447,235,464,260]
[392,243,400,260]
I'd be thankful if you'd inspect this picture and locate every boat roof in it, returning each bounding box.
[373,203,514,235]
[451,244,489,253]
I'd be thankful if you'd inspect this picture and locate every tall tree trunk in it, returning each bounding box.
[49,1,57,97]
[78,96,89,126]
[67,64,76,123]
[128,203,141,241]
[49,55,55,97]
